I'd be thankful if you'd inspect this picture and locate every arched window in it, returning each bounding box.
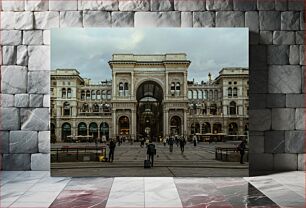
[102,103,111,112]
[191,122,200,134]
[228,87,232,97]
[89,122,98,140]
[214,90,218,100]
[230,101,237,115]
[202,122,211,134]
[213,123,222,134]
[86,90,90,100]
[124,82,129,96]
[100,122,109,139]
[229,122,238,135]
[81,90,85,100]
[198,90,203,99]
[107,90,111,99]
[63,102,70,116]
[170,82,175,95]
[82,103,89,112]
[170,116,181,135]
[209,90,213,100]
[61,123,71,141]
[188,90,193,99]
[67,88,72,98]
[175,82,181,96]
[93,103,99,112]
[78,122,87,136]
[210,103,217,115]
[91,90,95,100]
[233,87,238,97]
[102,90,106,99]
[193,90,198,99]
[62,88,66,98]
[96,90,101,100]
[203,90,208,99]
[119,82,124,96]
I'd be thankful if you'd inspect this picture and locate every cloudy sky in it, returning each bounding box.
[51,28,248,84]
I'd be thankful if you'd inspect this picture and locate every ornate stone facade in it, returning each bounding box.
[51,53,248,142]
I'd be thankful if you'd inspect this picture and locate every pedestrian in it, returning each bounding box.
[145,137,149,147]
[237,139,247,164]
[163,137,167,147]
[193,134,197,146]
[169,136,174,152]
[140,137,145,148]
[179,137,186,153]
[108,139,116,163]
[147,140,156,167]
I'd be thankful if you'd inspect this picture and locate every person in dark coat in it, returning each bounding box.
[108,139,116,163]
[169,136,174,152]
[237,139,247,164]
[179,137,186,153]
[147,140,156,167]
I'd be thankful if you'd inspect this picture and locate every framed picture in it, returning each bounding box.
[50,28,249,177]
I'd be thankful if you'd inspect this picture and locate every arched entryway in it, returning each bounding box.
[119,116,129,135]
[191,122,200,135]
[228,122,238,135]
[100,122,109,139]
[202,122,211,134]
[78,122,87,136]
[136,81,163,140]
[89,122,98,140]
[170,116,181,135]
[213,123,222,134]
[62,122,71,141]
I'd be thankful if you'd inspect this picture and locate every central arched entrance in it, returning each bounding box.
[136,81,163,141]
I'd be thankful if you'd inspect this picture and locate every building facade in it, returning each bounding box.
[51,53,248,142]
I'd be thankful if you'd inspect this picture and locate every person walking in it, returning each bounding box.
[179,137,186,153]
[169,136,174,152]
[147,140,156,167]
[237,139,247,164]
[140,137,145,148]
[163,137,167,147]
[108,139,116,163]
[193,134,197,147]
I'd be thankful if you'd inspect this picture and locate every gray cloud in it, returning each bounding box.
[51,28,248,83]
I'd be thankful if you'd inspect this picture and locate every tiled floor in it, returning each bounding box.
[1,171,305,208]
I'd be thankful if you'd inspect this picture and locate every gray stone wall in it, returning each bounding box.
[0,0,304,174]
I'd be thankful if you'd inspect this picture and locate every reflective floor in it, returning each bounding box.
[1,171,304,208]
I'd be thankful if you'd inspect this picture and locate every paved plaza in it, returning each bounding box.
[51,142,248,177]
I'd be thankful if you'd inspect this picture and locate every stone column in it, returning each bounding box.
[131,109,136,140]
[163,109,168,137]
[112,110,116,138]
[183,110,187,136]
[165,72,169,99]
[131,71,134,98]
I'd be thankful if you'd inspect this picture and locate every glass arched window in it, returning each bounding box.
[233,87,238,97]
[102,90,106,99]
[198,90,202,99]
[230,101,237,115]
[228,87,232,97]
[62,88,66,98]
[119,82,124,96]
[78,122,87,136]
[107,90,111,99]
[62,123,71,141]
[93,103,99,112]
[170,82,175,95]
[177,83,181,96]
[214,90,218,100]
[209,90,213,100]
[91,90,96,100]
[86,90,90,100]
[193,90,198,99]
[67,88,72,98]
[82,103,89,112]
[100,122,109,139]
[124,82,129,96]
[96,90,101,100]
[81,90,85,100]
[188,90,193,99]
[203,90,208,99]
[63,102,70,116]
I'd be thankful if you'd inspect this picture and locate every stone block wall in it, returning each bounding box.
[0,0,304,175]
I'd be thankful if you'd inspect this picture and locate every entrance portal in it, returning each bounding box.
[136,81,163,141]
